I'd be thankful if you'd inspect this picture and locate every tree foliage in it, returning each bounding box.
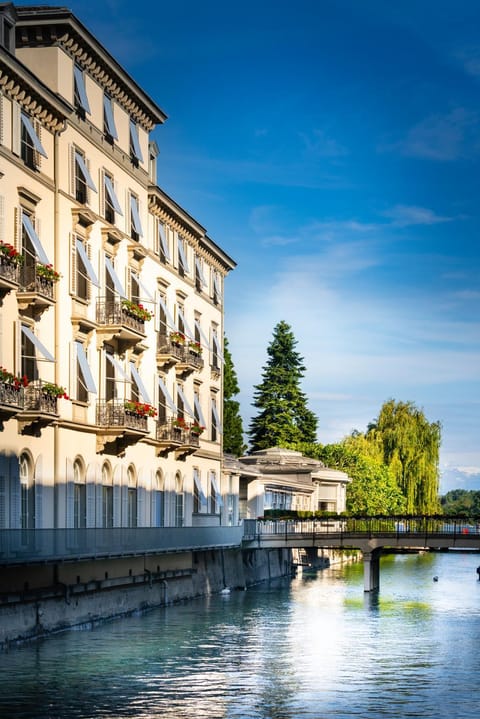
[223,337,246,456]
[248,321,318,452]
[296,440,406,515]
[366,400,441,513]
[441,489,480,515]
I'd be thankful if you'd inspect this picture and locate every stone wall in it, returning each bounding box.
[0,547,292,649]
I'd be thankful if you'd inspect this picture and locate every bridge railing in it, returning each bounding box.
[247,516,480,538]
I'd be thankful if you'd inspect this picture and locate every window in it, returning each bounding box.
[210,394,222,442]
[102,463,113,528]
[73,65,90,117]
[211,329,219,370]
[21,325,38,382]
[193,468,201,514]
[74,150,97,204]
[104,173,122,224]
[153,471,164,527]
[75,341,96,402]
[21,210,50,270]
[73,459,86,529]
[20,113,47,169]
[129,193,143,240]
[176,383,185,421]
[195,255,207,292]
[129,119,143,165]
[127,466,137,528]
[177,236,189,277]
[194,389,206,427]
[157,221,170,264]
[74,236,99,300]
[175,473,184,527]
[210,472,223,514]
[213,271,222,305]
[19,454,34,530]
[103,94,118,142]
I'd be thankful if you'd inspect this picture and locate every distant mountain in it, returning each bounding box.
[440,467,480,494]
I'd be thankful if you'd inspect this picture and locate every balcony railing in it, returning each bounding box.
[156,334,185,367]
[96,298,146,336]
[0,380,24,412]
[0,254,20,288]
[17,264,55,304]
[96,400,149,432]
[0,526,245,565]
[23,381,58,414]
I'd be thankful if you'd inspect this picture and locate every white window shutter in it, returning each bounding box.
[70,233,76,295]
[69,144,75,197]
[0,195,5,242]
[12,102,20,156]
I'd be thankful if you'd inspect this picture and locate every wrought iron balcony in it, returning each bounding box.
[17,380,59,434]
[0,380,24,424]
[156,334,185,368]
[96,298,146,349]
[17,264,55,312]
[176,345,204,376]
[96,400,149,454]
[155,418,200,457]
[0,254,20,295]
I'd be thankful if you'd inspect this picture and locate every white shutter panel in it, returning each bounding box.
[9,459,20,529]
[69,144,75,197]
[0,95,4,146]
[12,102,20,156]
[86,479,96,528]
[14,206,22,252]
[0,195,5,242]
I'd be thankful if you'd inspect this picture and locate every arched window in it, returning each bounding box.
[102,462,113,528]
[153,470,164,527]
[73,458,86,529]
[175,473,184,527]
[127,465,137,528]
[19,453,34,529]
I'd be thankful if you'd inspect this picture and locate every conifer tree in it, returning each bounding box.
[223,336,246,456]
[248,321,318,452]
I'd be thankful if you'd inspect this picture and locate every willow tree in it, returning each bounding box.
[366,400,441,513]
[223,336,246,456]
[248,321,318,452]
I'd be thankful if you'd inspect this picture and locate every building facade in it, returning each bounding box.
[0,4,236,533]
[224,447,350,519]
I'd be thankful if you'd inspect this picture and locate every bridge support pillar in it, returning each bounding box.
[363,550,380,592]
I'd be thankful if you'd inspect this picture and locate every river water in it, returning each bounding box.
[1,551,480,719]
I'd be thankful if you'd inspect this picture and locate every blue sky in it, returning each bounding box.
[27,1,479,492]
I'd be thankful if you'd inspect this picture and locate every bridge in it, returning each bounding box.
[242,516,480,591]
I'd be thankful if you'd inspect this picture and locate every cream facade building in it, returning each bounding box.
[225,447,350,520]
[0,4,235,533]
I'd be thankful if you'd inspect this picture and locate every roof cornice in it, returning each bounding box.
[149,184,236,273]
[0,47,70,131]
[15,6,167,131]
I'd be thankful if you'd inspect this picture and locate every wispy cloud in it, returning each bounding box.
[299,129,348,159]
[381,108,479,161]
[455,46,480,78]
[381,204,453,227]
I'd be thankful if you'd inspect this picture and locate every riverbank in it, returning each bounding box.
[0,547,291,649]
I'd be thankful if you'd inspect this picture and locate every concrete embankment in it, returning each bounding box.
[0,547,291,649]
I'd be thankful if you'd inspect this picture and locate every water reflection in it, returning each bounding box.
[1,552,480,718]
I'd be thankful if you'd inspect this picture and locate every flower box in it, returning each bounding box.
[121,300,153,322]
[124,400,157,417]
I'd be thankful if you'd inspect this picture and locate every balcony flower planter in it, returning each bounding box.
[0,242,24,267]
[173,417,188,430]
[190,423,205,436]
[188,341,202,356]
[0,367,28,389]
[124,400,157,417]
[170,331,186,346]
[121,300,152,322]
[41,382,69,400]
[36,263,61,282]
